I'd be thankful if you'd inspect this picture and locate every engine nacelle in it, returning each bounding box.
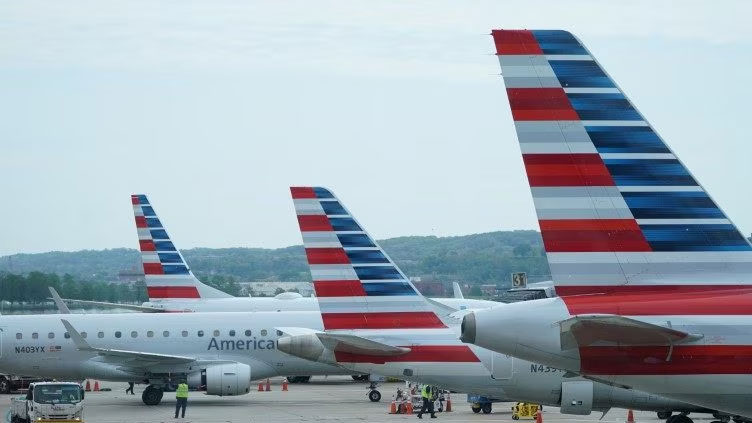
[188,363,252,396]
[560,381,593,415]
[277,333,335,363]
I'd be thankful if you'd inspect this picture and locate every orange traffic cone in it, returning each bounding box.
[405,401,413,415]
[445,398,452,412]
[85,380,91,392]
[257,382,264,391]
[282,378,288,391]
[389,401,397,414]
[627,410,635,423]
[536,410,543,423]
[93,381,100,392]
[265,378,271,392]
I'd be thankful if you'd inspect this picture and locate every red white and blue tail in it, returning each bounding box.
[131,194,232,299]
[492,30,752,294]
[290,187,445,330]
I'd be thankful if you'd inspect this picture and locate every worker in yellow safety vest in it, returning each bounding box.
[174,381,189,418]
[417,385,436,419]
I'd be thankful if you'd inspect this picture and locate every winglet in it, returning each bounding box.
[61,319,93,351]
[452,282,464,299]
[48,287,71,314]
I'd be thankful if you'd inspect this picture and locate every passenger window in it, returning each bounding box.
[32,332,38,339]
[98,331,104,339]
[115,331,122,338]
[131,331,138,338]
[197,330,204,337]
[213,330,220,337]
[244,330,252,337]
[229,330,235,337]
[16,333,22,340]
[48,332,55,339]
[261,329,267,336]
[163,331,170,337]
[147,331,154,338]
[64,332,70,339]
[181,331,188,338]
[81,332,87,339]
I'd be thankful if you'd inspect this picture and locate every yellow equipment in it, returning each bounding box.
[512,402,540,420]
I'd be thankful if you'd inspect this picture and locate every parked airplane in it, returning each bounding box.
[460,29,752,421]
[275,186,712,417]
[61,195,498,314]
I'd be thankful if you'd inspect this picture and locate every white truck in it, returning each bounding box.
[10,382,84,423]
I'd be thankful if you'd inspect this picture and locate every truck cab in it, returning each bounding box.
[11,382,85,423]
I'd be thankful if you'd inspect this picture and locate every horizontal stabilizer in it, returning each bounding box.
[59,298,169,313]
[317,333,411,357]
[559,314,703,350]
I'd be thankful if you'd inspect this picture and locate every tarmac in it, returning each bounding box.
[1,376,718,423]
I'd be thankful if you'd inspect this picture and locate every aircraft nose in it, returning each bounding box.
[460,312,476,344]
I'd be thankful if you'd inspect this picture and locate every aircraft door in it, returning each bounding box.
[491,352,512,379]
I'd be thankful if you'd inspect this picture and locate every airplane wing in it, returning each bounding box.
[61,319,195,366]
[559,314,704,350]
[317,333,410,357]
[59,298,169,313]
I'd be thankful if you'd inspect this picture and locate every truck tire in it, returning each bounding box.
[0,377,11,394]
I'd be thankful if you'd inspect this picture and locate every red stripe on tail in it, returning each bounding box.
[139,240,156,252]
[522,153,615,187]
[134,215,147,228]
[297,215,333,232]
[507,88,579,121]
[290,187,316,199]
[580,345,752,375]
[147,286,200,299]
[491,30,543,55]
[305,248,350,265]
[314,280,366,297]
[142,263,164,275]
[539,218,651,252]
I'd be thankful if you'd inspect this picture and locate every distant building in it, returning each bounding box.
[240,281,313,297]
[410,277,448,297]
[480,284,498,296]
[117,268,144,284]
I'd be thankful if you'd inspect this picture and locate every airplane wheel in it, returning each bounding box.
[368,390,381,402]
[472,405,481,414]
[142,385,163,405]
[482,403,492,414]
[658,412,672,420]
[0,377,11,394]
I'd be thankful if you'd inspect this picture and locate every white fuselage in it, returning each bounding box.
[142,297,498,313]
[0,311,347,382]
[466,297,752,418]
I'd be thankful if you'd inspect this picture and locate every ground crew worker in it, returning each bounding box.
[175,380,189,418]
[125,382,134,395]
[417,384,436,419]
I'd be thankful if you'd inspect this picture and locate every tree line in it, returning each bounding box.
[0,271,148,305]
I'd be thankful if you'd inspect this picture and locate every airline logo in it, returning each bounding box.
[291,187,445,330]
[132,194,199,299]
[492,30,752,298]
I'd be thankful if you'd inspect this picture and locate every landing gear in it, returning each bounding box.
[482,402,493,414]
[351,374,370,381]
[0,377,11,394]
[658,412,672,420]
[287,376,311,384]
[368,389,382,402]
[142,385,164,405]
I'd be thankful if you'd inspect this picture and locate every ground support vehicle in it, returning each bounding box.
[10,382,84,423]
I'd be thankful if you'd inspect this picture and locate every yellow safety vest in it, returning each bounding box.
[176,383,189,398]
[421,386,430,399]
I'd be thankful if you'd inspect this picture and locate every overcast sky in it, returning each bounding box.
[1,1,751,256]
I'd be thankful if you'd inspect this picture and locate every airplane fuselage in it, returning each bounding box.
[0,311,347,382]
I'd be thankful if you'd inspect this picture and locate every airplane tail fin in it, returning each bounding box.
[131,194,232,299]
[290,187,445,330]
[452,282,464,299]
[491,30,752,294]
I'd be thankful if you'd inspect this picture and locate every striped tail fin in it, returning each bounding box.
[290,187,445,330]
[492,30,752,294]
[131,194,232,299]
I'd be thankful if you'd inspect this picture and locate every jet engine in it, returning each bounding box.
[188,363,252,396]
